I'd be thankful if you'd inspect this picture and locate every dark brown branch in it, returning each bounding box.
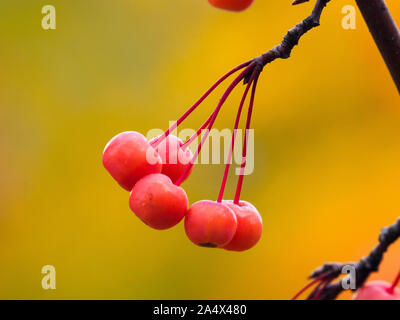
[261,0,329,64]
[292,0,310,5]
[356,0,400,94]
[244,0,330,83]
[305,217,400,300]
[250,0,399,299]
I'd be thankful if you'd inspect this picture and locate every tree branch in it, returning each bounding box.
[292,0,310,5]
[355,0,400,94]
[250,0,399,299]
[305,217,400,300]
[268,0,400,94]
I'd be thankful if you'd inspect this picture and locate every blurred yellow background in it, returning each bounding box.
[0,0,399,299]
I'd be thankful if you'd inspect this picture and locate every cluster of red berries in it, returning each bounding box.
[103,58,265,252]
[208,0,254,12]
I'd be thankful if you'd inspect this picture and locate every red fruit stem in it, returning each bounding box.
[308,218,400,300]
[175,63,256,186]
[181,111,214,149]
[154,60,252,148]
[389,269,400,294]
[233,70,260,205]
[291,273,330,300]
[216,70,257,203]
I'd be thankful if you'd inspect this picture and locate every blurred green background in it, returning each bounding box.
[0,0,399,299]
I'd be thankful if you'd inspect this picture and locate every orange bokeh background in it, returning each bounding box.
[0,0,399,299]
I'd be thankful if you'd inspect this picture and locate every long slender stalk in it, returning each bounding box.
[311,279,332,300]
[291,272,330,300]
[356,0,400,94]
[389,269,400,294]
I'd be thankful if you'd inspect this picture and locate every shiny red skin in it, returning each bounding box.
[221,200,262,252]
[129,174,189,230]
[208,0,254,12]
[353,281,400,300]
[150,135,193,184]
[185,200,237,248]
[103,131,162,191]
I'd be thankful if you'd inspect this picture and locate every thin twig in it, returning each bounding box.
[292,0,310,6]
[355,0,400,94]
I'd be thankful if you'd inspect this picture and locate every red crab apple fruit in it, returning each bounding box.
[129,174,189,230]
[150,135,193,184]
[185,200,237,248]
[102,131,162,191]
[208,0,254,12]
[221,200,262,252]
[353,280,400,300]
